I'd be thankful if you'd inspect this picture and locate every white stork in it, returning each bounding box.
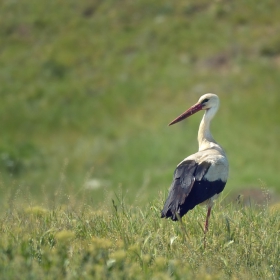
[161,93,229,233]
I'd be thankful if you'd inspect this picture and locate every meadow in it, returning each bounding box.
[0,197,279,279]
[0,0,280,278]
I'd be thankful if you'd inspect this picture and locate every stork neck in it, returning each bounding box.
[198,108,217,151]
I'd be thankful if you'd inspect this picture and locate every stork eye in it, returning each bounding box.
[202,98,209,103]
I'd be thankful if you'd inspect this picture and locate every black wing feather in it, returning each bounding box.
[161,160,225,221]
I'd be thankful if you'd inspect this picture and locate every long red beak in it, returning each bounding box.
[169,103,203,126]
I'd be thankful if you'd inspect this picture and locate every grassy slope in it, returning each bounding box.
[1,0,280,208]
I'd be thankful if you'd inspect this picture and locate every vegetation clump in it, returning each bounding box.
[0,198,279,279]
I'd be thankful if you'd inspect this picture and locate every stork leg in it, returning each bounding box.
[203,206,212,249]
[204,206,212,233]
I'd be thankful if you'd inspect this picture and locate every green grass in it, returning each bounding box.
[0,195,279,279]
[1,0,280,278]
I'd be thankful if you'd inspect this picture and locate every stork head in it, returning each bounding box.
[169,93,220,126]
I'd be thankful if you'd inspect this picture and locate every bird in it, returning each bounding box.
[161,93,229,234]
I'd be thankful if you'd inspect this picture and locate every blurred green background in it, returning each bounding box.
[1,0,280,210]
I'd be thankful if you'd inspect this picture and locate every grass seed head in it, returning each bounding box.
[24,206,48,217]
[55,230,75,244]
